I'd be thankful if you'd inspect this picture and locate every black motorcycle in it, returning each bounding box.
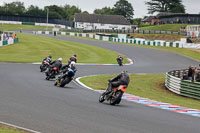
[117,57,123,66]
[45,66,58,80]
[40,60,50,72]
[54,69,75,87]
[99,83,127,105]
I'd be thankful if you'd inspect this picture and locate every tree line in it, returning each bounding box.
[0,0,134,21]
[0,1,85,21]
[0,0,186,23]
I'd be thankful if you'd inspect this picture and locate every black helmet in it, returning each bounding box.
[74,54,77,57]
[48,55,52,58]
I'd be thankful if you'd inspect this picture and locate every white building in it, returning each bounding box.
[74,13,132,30]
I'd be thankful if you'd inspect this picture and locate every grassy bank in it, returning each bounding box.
[74,35,200,61]
[0,24,51,31]
[80,74,200,109]
[0,33,128,64]
[139,24,190,32]
[130,33,185,42]
[129,43,200,61]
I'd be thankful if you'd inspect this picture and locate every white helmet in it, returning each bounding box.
[70,61,76,67]
[69,61,76,69]
[58,58,62,61]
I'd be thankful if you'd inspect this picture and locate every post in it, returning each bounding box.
[46,8,49,30]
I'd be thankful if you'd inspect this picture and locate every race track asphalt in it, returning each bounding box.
[0,32,200,133]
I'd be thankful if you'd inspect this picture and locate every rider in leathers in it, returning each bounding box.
[50,58,62,71]
[55,61,77,85]
[43,55,52,64]
[105,71,130,94]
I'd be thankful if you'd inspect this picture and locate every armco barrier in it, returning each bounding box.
[0,38,19,47]
[165,70,200,100]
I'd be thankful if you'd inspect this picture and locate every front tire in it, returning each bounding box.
[99,92,106,103]
[110,91,123,105]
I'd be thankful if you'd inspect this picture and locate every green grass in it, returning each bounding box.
[62,32,200,61]
[80,74,200,109]
[0,126,26,133]
[74,36,200,61]
[0,24,51,31]
[130,43,200,61]
[130,33,185,42]
[0,33,128,64]
[139,24,190,32]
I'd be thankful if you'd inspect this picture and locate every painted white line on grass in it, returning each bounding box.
[0,121,41,133]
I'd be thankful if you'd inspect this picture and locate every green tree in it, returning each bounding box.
[146,0,185,14]
[82,11,89,14]
[114,0,134,20]
[94,7,115,15]
[132,18,142,25]
[2,1,25,15]
[26,5,46,17]
[63,4,81,20]
[44,5,65,19]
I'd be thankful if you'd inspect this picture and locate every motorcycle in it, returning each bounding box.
[117,57,123,66]
[45,66,58,80]
[99,83,127,105]
[54,69,75,87]
[40,60,50,72]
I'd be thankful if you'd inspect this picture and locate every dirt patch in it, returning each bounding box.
[188,48,200,53]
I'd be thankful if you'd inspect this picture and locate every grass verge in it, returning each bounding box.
[128,43,200,61]
[139,24,191,31]
[0,124,28,133]
[0,33,128,64]
[0,24,51,31]
[80,74,200,110]
[129,33,185,42]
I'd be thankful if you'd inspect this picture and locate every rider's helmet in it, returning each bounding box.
[58,58,62,61]
[121,70,127,74]
[74,54,77,57]
[69,61,76,70]
[48,55,52,58]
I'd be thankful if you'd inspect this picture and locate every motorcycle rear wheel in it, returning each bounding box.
[60,77,70,87]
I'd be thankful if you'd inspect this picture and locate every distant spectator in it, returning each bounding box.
[187,18,191,24]
[186,37,193,43]
[183,71,189,80]
[11,34,14,39]
[14,34,17,38]
[188,66,193,80]
[192,68,200,82]
[20,28,22,33]
[5,34,9,40]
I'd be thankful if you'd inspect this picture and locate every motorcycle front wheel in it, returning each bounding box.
[110,91,123,105]
[99,92,106,103]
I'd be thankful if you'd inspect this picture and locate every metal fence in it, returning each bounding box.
[0,15,74,27]
[165,69,200,100]
[83,29,187,36]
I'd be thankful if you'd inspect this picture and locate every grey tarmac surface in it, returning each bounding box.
[0,32,200,133]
